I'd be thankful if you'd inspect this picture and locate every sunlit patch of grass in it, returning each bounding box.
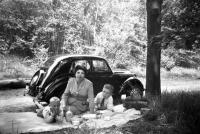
[161,67,200,79]
[130,66,200,79]
[0,55,37,80]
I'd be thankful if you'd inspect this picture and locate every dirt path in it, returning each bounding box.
[0,88,35,113]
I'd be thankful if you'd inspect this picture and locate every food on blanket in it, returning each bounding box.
[112,104,126,112]
[97,110,111,114]
[104,116,111,121]
[82,114,97,119]
[65,106,73,122]
[121,94,126,100]
[72,120,80,126]
[71,116,83,122]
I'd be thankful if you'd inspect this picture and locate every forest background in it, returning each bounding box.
[0,0,200,79]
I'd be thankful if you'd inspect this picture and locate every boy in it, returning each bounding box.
[36,96,61,123]
[94,84,114,111]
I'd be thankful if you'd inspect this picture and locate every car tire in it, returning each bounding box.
[120,80,143,98]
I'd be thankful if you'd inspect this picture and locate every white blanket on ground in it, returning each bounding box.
[0,105,142,133]
[79,106,141,129]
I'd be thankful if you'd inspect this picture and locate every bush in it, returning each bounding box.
[176,92,200,134]
[0,54,36,80]
[143,92,200,133]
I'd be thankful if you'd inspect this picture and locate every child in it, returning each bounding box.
[36,96,61,123]
[94,84,114,111]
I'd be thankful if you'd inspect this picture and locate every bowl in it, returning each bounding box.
[72,120,80,126]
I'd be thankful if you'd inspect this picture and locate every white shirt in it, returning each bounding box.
[94,92,113,110]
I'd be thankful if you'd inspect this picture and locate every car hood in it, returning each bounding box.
[112,69,135,77]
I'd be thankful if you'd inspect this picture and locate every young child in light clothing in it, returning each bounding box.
[36,96,61,123]
[94,84,114,111]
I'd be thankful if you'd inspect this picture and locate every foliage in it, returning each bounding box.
[0,54,36,79]
[162,0,200,50]
[161,48,200,70]
[0,0,41,57]
[93,0,147,67]
[0,0,147,68]
[0,0,200,71]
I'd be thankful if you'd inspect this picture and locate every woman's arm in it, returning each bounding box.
[87,82,95,113]
[61,78,72,113]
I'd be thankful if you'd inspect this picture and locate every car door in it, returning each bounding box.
[88,59,113,95]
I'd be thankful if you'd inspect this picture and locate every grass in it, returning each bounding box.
[161,67,200,80]
[129,65,200,80]
[0,55,37,80]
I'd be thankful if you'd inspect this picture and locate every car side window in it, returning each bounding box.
[69,60,91,73]
[92,60,110,72]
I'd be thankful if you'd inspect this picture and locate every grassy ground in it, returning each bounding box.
[130,65,200,80]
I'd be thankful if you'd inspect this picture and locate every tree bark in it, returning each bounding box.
[146,0,163,99]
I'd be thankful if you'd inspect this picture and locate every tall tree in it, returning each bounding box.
[146,0,163,99]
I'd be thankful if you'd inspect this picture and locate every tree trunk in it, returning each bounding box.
[146,0,163,99]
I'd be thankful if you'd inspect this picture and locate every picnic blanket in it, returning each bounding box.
[0,105,142,133]
[80,107,141,129]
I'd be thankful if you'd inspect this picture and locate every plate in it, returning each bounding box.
[82,114,96,119]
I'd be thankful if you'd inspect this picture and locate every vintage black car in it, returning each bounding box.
[27,55,144,104]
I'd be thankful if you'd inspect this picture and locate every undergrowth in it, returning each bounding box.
[0,55,37,80]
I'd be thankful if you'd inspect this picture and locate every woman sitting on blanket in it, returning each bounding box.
[61,65,95,115]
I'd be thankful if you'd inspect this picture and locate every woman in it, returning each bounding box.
[61,65,94,115]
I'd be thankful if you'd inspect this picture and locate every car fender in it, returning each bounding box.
[42,76,69,102]
[28,70,45,96]
[119,76,144,94]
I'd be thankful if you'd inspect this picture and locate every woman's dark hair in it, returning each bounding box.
[74,65,87,74]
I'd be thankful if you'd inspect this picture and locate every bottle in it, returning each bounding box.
[65,106,73,122]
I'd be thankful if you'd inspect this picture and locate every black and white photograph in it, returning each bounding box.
[0,0,200,133]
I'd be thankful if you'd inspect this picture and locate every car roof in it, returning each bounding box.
[50,54,106,65]
[43,54,106,68]
[55,54,105,61]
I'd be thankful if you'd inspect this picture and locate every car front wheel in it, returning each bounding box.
[120,80,144,99]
